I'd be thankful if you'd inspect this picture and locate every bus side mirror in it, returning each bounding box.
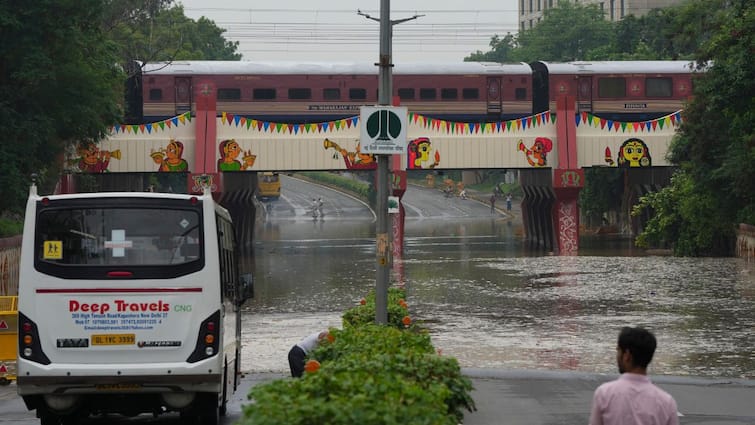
[240,273,254,302]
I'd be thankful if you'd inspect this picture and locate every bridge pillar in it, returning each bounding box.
[553,170,584,254]
[520,169,555,251]
[552,95,583,254]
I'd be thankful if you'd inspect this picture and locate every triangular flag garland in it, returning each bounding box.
[576,110,683,132]
[218,111,555,135]
[109,112,192,134]
[408,111,553,134]
[220,112,360,134]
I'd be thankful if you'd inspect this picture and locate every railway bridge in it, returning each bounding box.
[60,83,682,254]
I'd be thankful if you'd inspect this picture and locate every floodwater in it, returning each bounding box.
[243,217,755,379]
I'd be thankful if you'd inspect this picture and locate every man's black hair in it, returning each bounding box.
[618,326,657,369]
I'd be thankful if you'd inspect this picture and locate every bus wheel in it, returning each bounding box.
[197,394,219,425]
[39,414,59,425]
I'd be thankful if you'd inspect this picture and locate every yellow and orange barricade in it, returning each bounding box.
[0,296,17,385]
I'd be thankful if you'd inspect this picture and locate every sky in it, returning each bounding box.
[178,0,519,63]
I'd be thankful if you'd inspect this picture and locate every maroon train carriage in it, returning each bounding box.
[531,60,697,121]
[128,61,533,124]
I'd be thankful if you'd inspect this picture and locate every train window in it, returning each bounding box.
[645,77,673,97]
[217,88,242,101]
[515,88,527,100]
[398,88,415,100]
[253,88,277,100]
[349,88,366,100]
[441,88,458,100]
[598,78,626,98]
[149,89,163,101]
[462,88,480,100]
[420,88,437,100]
[288,88,312,100]
[323,88,341,100]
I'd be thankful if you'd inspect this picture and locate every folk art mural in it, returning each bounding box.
[67,109,682,173]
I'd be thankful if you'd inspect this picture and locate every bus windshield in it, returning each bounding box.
[36,205,202,267]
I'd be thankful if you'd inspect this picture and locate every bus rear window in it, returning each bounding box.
[35,206,203,270]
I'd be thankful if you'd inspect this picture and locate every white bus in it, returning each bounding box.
[16,184,252,425]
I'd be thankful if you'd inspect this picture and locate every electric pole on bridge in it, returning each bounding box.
[359,2,422,324]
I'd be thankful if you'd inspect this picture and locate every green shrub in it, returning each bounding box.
[0,217,23,238]
[240,289,476,425]
[244,364,453,425]
[342,287,409,328]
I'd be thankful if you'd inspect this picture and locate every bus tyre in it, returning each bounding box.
[197,394,219,425]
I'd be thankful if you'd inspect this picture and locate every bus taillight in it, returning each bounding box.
[17,312,51,365]
[186,310,220,363]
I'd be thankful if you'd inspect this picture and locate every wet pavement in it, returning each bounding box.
[2,370,754,424]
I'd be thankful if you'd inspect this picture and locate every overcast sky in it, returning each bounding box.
[178,0,519,63]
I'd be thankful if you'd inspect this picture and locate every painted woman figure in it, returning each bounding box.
[217,139,255,171]
[152,139,188,172]
[617,138,652,167]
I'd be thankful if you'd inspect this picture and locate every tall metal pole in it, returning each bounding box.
[374,0,392,324]
[359,2,421,324]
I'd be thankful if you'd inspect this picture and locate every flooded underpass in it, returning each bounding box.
[245,214,755,380]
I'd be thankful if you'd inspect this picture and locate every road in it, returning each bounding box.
[260,174,503,222]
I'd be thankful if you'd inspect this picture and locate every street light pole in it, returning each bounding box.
[360,2,422,324]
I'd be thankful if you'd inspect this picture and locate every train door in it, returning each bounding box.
[577,76,593,113]
[175,77,192,116]
[486,77,502,117]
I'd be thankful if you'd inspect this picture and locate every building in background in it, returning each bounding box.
[519,0,684,31]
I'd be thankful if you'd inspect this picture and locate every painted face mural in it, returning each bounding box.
[217,139,256,171]
[618,138,651,167]
[604,138,652,167]
[152,139,188,172]
[407,137,440,169]
[517,137,552,167]
[323,139,376,170]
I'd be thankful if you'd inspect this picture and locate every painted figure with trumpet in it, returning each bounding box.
[151,139,188,172]
[323,138,376,170]
[74,142,120,173]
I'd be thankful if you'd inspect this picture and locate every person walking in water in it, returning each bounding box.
[310,198,319,219]
[317,197,324,218]
[589,326,679,425]
[506,193,512,212]
[489,194,496,213]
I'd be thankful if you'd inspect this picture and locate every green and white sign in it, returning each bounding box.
[360,106,408,154]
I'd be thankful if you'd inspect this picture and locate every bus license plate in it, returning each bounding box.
[91,334,135,345]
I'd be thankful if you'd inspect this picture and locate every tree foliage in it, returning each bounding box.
[516,1,613,62]
[0,1,240,215]
[104,2,240,72]
[0,0,124,211]
[633,0,754,255]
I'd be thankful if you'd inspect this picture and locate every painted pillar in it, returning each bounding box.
[391,95,407,286]
[188,80,220,195]
[553,95,583,254]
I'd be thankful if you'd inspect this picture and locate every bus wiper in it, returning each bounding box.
[70,229,97,239]
[169,224,199,264]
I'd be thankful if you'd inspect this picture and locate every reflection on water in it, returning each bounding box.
[247,218,755,379]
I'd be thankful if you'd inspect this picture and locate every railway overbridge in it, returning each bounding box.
[61,83,683,253]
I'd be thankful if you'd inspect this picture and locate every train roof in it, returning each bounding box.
[141,60,533,76]
[534,61,697,74]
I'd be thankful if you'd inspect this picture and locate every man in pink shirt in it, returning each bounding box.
[589,327,679,425]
